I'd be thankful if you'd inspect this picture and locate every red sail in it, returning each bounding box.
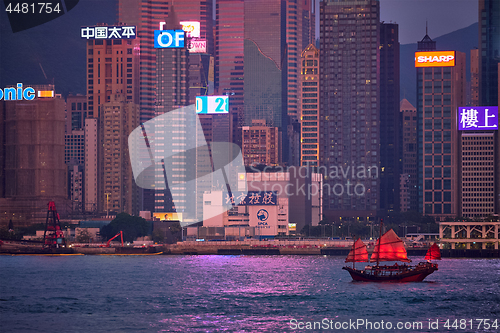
[370,229,411,263]
[425,243,441,260]
[345,238,369,263]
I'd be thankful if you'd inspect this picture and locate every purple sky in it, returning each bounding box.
[314,0,478,45]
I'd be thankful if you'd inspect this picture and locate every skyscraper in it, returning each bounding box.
[101,94,140,215]
[118,0,214,122]
[85,24,139,119]
[415,35,466,219]
[478,0,500,107]
[399,99,417,212]
[300,43,320,167]
[154,8,190,214]
[379,23,400,212]
[319,0,380,221]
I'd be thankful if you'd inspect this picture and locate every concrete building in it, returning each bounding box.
[319,0,380,221]
[399,99,417,212]
[202,170,322,236]
[300,44,320,167]
[415,35,466,219]
[0,85,67,226]
[241,120,279,166]
[65,130,85,165]
[85,24,139,119]
[439,220,499,250]
[101,94,140,215]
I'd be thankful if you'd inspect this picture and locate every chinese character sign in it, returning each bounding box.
[81,26,136,39]
[224,191,277,206]
[458,107,498,131]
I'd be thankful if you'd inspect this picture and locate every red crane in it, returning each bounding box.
[43,201,65,248]
[105,231,124,248]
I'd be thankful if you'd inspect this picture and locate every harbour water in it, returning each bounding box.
[1,255,499,332]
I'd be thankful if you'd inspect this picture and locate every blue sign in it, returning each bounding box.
[196,96,229,114]
[224,191,277,206]
[458,107,498,131]
[81,26,136,39]
[257,209,269,222]
[154,30,185,48]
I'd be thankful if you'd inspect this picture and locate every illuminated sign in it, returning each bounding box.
[0,83,35,100]
[458,107,498,131]
[195,96,229,114]
[153,212,183,222]
[81,26,136,39]
[415,51,455,67]
[188,39,206,53]
[180,21,200,38]
[224,191,277,206]
[288,223,296,231]
[154,30,185,48]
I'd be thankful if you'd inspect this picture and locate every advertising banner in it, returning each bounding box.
[415,51,455,67]
[458,106,498,130]
[195,95,229,114]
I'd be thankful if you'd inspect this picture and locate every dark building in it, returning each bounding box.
[478,0,500,107]
[379,22,400,213]
[399,99,418,212]
[319,0,380,221]
[415,34,466,219]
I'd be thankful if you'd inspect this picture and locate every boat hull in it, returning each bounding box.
[342,263,438,282]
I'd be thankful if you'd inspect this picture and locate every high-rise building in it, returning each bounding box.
[242,120,279,166]
[118,0,214,122]
[460,132,496,218]
[319,0,380,221]
[85,26,139,119]
[379,23,400,212]
[470,48,479,107]
[216,0,315,164]
[286,0,315,120]
[399,99,417,212]
[478,0,500,107]
[416,35,466,219]
[84,118,99,213]
[66,94,87,132]
[300,43,319,167]
[101,94,140,215]
[153,8,190,214]
[0,85,67,226]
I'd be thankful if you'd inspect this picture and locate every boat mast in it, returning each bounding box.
[376,219,383,267]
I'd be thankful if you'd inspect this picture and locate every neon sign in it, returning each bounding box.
[415,51,455,67]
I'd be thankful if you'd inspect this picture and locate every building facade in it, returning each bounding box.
[0,85,67,226]
[241,120,279,166]
[85,24,139,119]
[379,22,400,213]
[399,99,417,212]
[416,36,466,219]
[319,0,380,221]
[101,94,140,215]
[300,44,320,167]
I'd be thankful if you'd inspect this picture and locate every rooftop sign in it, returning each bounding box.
[415,51,455,67]
[458,107,498,131]
[81,26,136,39]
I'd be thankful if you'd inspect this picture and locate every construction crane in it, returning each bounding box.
[43,201,66,248]
[105,231,124,248]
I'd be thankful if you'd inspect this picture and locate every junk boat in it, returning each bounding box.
[342,226,440,282]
